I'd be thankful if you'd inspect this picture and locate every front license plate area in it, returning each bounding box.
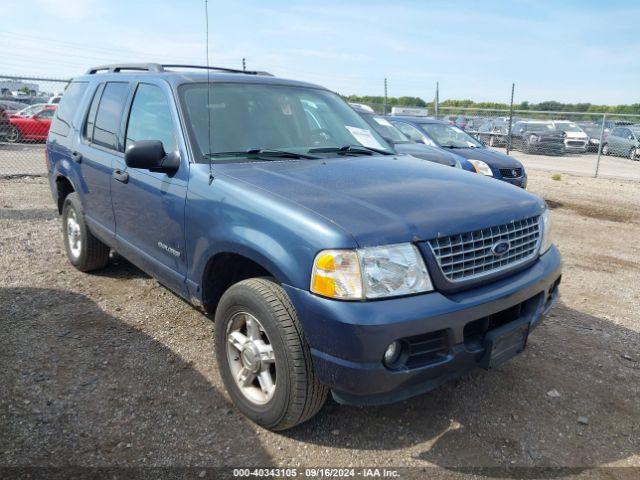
[479,318,529,369]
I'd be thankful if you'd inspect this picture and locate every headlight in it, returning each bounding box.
[530,134,540,142]
[468,159,493,176]
[310,243,433,300]
[539,208,552,254]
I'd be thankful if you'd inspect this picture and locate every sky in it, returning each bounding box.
[2,0,639,105]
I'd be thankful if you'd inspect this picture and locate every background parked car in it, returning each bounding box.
[7,105,56,143]
[0,100,30,115]
[551,121,588,153]
[390,116,528,188]
[511,121,565,155]
[0,106,14,141]
[476,117,513,147]
[349,104,462,168]
[11,103,48,118]
[602,126,640,160]
[578,121,606,151]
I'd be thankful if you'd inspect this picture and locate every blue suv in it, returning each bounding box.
[391,116,528,188]
[47,64,561,430]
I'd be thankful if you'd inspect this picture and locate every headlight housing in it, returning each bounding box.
[310,243,433,300]
[468,159,493,176]
[530,134,540,142]
[539,208,552,254]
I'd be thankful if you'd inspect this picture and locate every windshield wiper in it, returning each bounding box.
[308,144,393,156]
[205,148,319,160]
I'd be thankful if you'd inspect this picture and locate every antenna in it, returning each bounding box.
[205,0,214,184]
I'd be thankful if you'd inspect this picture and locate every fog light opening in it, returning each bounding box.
[383,340,405,369]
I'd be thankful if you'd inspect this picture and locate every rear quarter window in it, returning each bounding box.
[50,81,89,137]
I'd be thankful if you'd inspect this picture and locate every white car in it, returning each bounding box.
[552,121,588,153]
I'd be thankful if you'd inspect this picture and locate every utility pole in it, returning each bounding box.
[383,78,388,115]
[506,83,515,156]
[435,82,439,119]
[242,58,246,71]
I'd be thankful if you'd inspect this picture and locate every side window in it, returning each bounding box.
[37,108,55,119]
[50,81,88,136]
[84,84,103,142]
[92,82,130,151]
[125,84,177,152]
[610,128,621,137]
[394,122,422,142]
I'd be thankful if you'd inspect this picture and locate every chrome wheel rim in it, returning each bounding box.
[226,311,276,405]
[602,144,609,155]
[66,209,82,258]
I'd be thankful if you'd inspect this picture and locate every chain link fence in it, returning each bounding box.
[2,73,639,181]
[1,75,69,177]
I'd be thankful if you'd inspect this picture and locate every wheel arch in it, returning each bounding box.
[55,174,76,214]
[201,250,283,315]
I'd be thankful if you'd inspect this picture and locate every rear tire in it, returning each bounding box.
[629,148,639,161]
[62,192,110,271]
[215,278,328,431]
[6,126,20,143]
[602,143,609,155]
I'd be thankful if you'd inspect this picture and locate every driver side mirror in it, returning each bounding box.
[414,137,425,144]
[125,140,179,173]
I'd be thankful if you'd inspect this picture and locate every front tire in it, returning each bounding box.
[215,278,328,431]
[602,143,609,155]
[62,192,110,271]
[629,147,639,161]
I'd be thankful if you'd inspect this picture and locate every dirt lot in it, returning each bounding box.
[1,171,639,478]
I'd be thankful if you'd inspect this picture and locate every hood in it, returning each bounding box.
[442,147,523,168]
[561,131,588,139]
[393,142,458,167]
[216,155,544,247]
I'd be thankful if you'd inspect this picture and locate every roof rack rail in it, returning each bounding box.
[86,63,164,74]
[85,63,273,76]
[162,64,273,76]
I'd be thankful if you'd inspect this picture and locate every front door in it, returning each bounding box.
[111,81,189,296]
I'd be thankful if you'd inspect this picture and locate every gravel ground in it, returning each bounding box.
[1,171,639,478]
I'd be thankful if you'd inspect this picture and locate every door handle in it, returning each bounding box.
[112,169,129,184]
[71,151,82,163]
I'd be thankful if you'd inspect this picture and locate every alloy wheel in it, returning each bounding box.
[226,311,276,405]
[66,209,82,259]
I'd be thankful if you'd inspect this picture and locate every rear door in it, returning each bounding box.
[75,81,132,241]
[110,80,189,296]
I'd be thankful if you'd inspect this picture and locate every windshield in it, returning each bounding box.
[16,104,45,117]
[418,122,483,148]
[554,122,583,132]
[179,83,393,161]
[523,123,554,132]
[361,113,408,143]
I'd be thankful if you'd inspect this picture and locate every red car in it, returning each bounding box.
[7,105,57,143]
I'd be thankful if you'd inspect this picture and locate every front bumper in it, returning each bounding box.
[284,246,562,405]
[497,174,527,189]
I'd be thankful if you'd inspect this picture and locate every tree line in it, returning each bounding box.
[344,95,640,115]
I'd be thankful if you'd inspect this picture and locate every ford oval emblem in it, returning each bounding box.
[491,240,510,256]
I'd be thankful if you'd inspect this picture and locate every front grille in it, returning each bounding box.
[567,140,585,146]
[428,216,541,282]
[539,137,562,143]
[499,167,523,178]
